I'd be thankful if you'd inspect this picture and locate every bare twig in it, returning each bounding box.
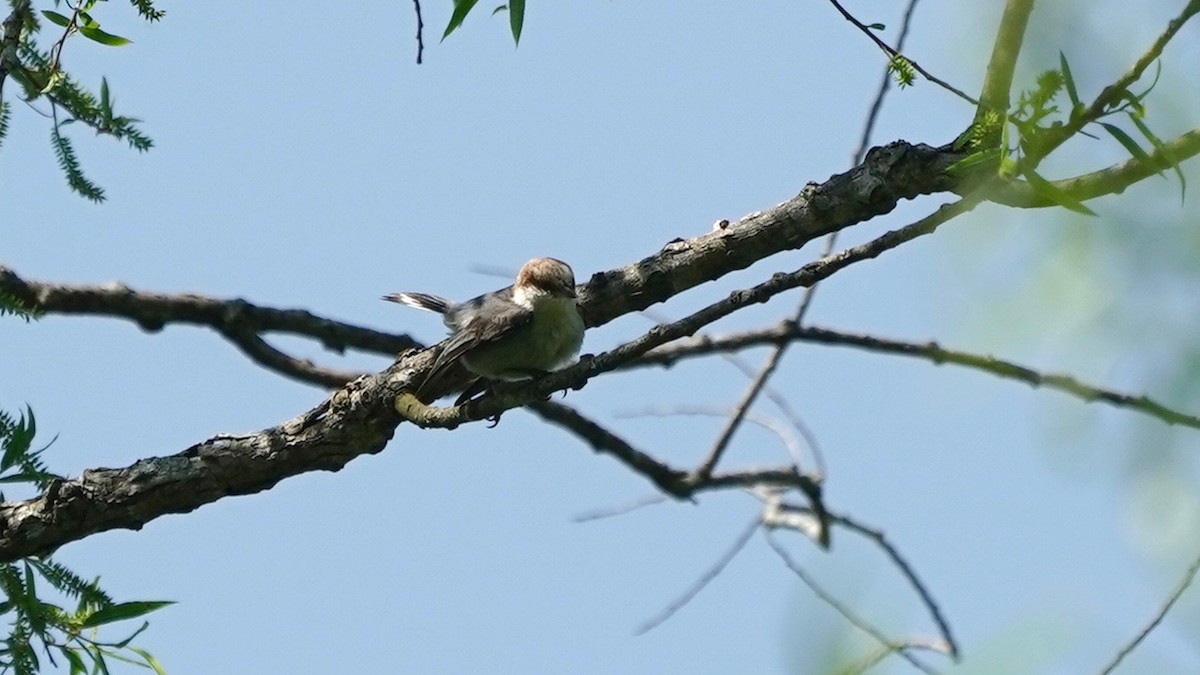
[226,329,366,388]
[412,0,425,64]
[617,405,807,468]
[637,309,825,475]
[765,531,944,675]
[832,512,959,660]
[632,322,1200,432]
[526,400,822,500]
[1098,549,1200,675]
[571,494,669,523]
[852,0,922,168]
[703,0,922,482]
[826,0,976,106]
[635,517,760,635]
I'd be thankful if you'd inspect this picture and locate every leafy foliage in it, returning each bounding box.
[1,0,158,201]
[0,292,40,323]
[950,52,1186,211]
[0,405,172,675]
[442,0,525,44]
[887,54,915,88]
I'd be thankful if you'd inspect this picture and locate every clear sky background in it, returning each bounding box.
[4,1,1200,673]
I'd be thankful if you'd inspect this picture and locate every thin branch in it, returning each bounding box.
[632,322,1200,432]
[636,309,826,476]
[635,517,760,635]
[571,493,669,523]
[714,353,827,478]
[695,347,786,480]
[527,400,691,498]
[852,0,921,167]
[1098,549,1200,675]
[0,266,419,355]
[412,0,425,64]
[975,0,1037,120]
[826,0,976,106]
[704,0,923,482]
[526,400,821,500]
[226,329,366,388]
[764,531,943,675]
[617,405,807,469]
[832,512,959,660]
[987,127,1200,208]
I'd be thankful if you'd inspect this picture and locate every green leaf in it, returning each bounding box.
[80,601,174,628]
[0,471,64,484]
[78,25,132,46]
[2,406,36,471]
[492,4,506,15]
[40,10,73,28]
[1058,52,1079,108]
[1128,112,1186,200]
[509,0,524,44]
[946,147,1001,176]
[77,11,98,28]
[63,647,88,675]
[110,620,149,648]
[89,645,111,675]
[127,647,167,675]
[442,0,481,40]
[867,22,886,30]
[1099,122,1154,166]
[1022,167,1097,216]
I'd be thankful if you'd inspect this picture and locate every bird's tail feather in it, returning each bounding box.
[381,292,452,315]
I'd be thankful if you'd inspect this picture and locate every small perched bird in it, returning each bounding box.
[382,257,585,401]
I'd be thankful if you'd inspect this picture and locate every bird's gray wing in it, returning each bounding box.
[424,297,533,387]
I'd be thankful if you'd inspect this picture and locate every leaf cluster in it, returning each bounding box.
[0,0,160,201]
[951,52,1186,214]
[443,0,526,45]
[0,407,172,675]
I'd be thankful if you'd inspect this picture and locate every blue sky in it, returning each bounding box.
[4,1,1200,673]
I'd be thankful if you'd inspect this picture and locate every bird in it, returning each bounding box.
[382,257,585,403]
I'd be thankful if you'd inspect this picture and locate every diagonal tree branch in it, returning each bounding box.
[0,266,419,355]
[631,322,1200,431]
[1098,549,1200,674]
[0,139,974,561]
[394,195,984,428]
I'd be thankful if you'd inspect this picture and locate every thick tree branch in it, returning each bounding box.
[0,0,30,97]
[394,196,983,428]
[632,322,1200,431]
[0,143,973,561]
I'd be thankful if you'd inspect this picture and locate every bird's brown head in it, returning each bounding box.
[515,257,577,298]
